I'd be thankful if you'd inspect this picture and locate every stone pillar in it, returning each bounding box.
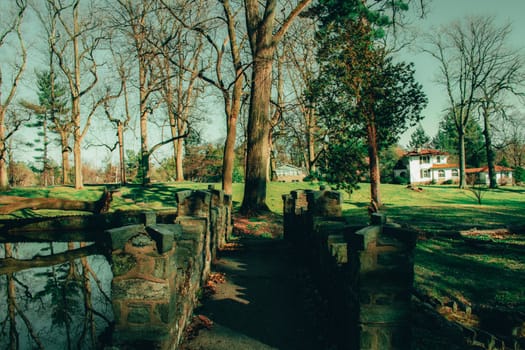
[175,190,212,283]
[208,186,225,260]
[223,194,233,246]
[351,214,416,350]
[282,189,310,242]
[106,222,181,349]
[307,189,342,217]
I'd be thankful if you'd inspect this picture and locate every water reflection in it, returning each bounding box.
[0,242,113,349]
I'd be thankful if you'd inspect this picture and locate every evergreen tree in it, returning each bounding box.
[408,124,430,150]
[22,71,68,186]
[433,114,485,167]
[309,1,427,204]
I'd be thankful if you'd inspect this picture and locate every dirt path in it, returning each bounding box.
[181,237,327,350]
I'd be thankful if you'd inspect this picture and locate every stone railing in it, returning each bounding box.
[105,186,232,349]
[282,189,416,350]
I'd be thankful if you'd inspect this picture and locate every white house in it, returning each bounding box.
[273,164,307,182]
[394,149,459,184]
[394,149,514,185]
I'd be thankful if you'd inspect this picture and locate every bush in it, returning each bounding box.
[442,179,454,185]
[393,176,409,185]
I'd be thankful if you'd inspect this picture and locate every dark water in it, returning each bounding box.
[0,242,113,350]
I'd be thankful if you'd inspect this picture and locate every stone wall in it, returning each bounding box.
[283,189,416,350]
[105,187,232,349]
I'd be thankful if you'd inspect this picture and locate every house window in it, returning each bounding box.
[452,169,459,177]
[436,156,442,163]
[420,169,430,178]
[419,156,430,164]
[438,170,445,178]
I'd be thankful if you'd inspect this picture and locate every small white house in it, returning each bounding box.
[394,149,459,185]
[273,164,307,182]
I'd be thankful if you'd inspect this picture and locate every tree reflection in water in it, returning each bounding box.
[0,242,113,349]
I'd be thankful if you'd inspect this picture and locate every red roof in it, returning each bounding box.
[466,166,513,174]
[405,149,448,157]
[431,163,459,169]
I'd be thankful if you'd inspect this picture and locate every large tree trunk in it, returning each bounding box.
[241,50,274,213]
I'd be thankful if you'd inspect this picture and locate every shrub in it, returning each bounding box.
[442,179,454,185]
[393,176,409,185]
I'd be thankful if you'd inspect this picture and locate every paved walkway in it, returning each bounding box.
[181,238,328,350]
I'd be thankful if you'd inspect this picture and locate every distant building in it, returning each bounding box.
[273,164,307,182]
[466,166,514,185]
[393,149,514,185]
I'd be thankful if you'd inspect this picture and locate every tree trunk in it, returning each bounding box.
[241,50,274,214]
[0,117,8,191]
[222,106,238,195]
[306,109,316,173]
[0,189,112,214]
[367,120,381,207]
[60,131,70,185]
[482,107,497,188]
[175,136,184,182]
[139,85,150,185]
[458,129,467,189]
[117,122,126,185]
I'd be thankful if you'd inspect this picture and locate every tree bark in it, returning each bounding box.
[459,129,467,188]
[481,105,497,188]
[367,118,381,207]
[0,244,99,275]
[241,50,274,213]
[0,189,112,214]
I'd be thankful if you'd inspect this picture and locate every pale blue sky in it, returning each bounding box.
[399,0,525,147]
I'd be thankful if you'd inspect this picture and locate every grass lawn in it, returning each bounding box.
[2,181,525,315]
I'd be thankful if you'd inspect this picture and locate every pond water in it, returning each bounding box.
[0,242,113,350]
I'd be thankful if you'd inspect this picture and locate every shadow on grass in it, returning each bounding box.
[416,237,525,315]
[120,184,190,208]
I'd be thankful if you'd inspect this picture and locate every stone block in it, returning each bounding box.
[359,303,410,324]
[327,234,348,264]
[141,211,157,226]
[127,304,151,324]
[370,212,386,225]
[112,252,137,277]
[146,224,182,254]
[354,226,381,250]
[112,278,169,301]
[105,224,145,250]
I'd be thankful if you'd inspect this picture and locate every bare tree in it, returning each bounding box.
[241,0,313,213]
[280,17,322,174]
[0,1,27,190]
[161,0,249,194]
[154,4,206,182]
[46,0,110,189]
[423,16,524,189]
[474,17,524,188]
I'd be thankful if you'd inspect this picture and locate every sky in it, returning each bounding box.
[397,0,525,147]
[5,0,525,167]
